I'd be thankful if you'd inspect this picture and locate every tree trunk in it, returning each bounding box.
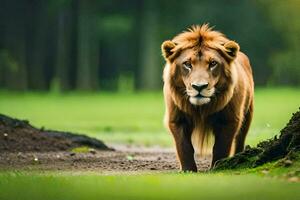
[76,0,99,91]
[136,0,161,90]
[26,1,50,90]
[55,6,73,91]
[1,0,28,90]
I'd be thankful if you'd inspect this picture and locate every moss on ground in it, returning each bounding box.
[214,108,300,172]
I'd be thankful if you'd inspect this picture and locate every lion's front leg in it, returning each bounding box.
[211,118,241,168]
[168,120,197,172]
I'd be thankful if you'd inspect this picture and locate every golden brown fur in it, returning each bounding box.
[161,24,254,171]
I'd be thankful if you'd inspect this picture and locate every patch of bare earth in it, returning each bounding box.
[0,114,210,173]
[0,146,211,173]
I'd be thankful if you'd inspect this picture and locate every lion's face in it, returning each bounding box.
[161,25,240,106]
[174,48,223,106]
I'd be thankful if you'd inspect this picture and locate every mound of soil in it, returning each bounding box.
[0,114,112,152]
[214,108,300,170]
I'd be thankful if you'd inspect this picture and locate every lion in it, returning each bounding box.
[161,24,254,172]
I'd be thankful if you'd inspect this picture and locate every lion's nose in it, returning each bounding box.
[191,83,208,92]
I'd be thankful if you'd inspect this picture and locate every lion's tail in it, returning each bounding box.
[191,126,214,157]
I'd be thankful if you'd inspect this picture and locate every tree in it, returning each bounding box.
[136,0,161,90]
[55,1,76,91]
[75,0,99,90]
[0,0,28,90]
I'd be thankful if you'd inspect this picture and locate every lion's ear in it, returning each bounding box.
[161,40,176,60]
[223,41,240,60]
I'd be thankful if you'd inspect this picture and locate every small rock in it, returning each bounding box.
[33,157,39,163]
[69,152,76,156]
[89,149,96,154]
[283,159,293,167]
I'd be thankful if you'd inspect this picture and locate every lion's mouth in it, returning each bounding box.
[195,93,210,99]
[189,94,211,106]
[186,88,215,106]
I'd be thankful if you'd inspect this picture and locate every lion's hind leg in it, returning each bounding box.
[234,102,253,154]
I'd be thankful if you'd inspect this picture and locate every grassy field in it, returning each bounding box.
[0,87,299,146]
[0,171,299,200]
[0,159,300,200]
[0,88,299,200]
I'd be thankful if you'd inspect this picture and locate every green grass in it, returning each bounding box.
[0,88,299,200]
[1,157,299,200]
[0,87,299,146]
[0,171,299,200]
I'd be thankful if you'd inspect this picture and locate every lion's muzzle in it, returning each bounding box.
[187,85,215,106]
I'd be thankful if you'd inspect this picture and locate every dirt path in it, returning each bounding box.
[0,114,211,173]
[0,145,211,173]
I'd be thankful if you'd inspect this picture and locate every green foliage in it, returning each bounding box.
[259,0,300,85]
[99,14,134,36]
[0,50,18,72]
[1,0,300,91]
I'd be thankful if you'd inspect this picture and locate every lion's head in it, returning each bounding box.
[162,24,239,108]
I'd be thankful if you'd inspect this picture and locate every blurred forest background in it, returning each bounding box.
[0,0,300,92]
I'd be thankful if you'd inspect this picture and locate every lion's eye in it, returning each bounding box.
[209,60,218,70]
[183,61,192,70]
